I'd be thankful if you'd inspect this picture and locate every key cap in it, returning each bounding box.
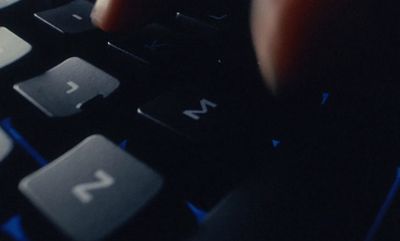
[19,135,164,241]
[0,0,20,10]
[108,24,181,66]
[175,12,219,35]
[136,85,268,209]
[0,126,13,163]
[186,175,271,241]
[107,23,218,78]
[14,57,119,117]
[34,0,94,34]
[137,88,222,142]
[0,126,13,162]
[174,2,232,37]
[0,27,31,69]
[188,166,382,241]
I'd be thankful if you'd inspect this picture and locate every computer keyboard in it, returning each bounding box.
[0,0,399,241]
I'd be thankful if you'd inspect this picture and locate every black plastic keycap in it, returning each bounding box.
[138,88,222,141]
[0,27,31,69]
[108,24,182,66]
[34,0,94,34]
[0,0,20,10]
[14,57,119,117]
[0,126,13,163]
[19,135,164,241]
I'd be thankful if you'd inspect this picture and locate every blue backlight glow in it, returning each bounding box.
[0,118,48,167]
[1,215,31,241]
[186,202,208,224]
[364,167,400,241]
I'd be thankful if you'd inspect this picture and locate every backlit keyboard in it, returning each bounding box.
[0,0,399,241]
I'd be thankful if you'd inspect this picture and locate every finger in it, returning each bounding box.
[91,0,158,32]
[251,0,340,94]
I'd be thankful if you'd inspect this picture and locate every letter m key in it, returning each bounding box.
[183,99,217,120]
[72,169,115,204]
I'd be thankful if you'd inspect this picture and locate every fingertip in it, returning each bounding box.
[91,0,155,32]
[91,0,114,31]
[251,0,337,95]
[91,0,129,32]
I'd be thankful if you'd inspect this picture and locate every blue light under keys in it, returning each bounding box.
[119,139,129,150]
[186,202,208,224]
[1,215,31,241]
[0,118,48,167]
[364,167,400,241]
[272,139,281,149]
[321,92,330,105]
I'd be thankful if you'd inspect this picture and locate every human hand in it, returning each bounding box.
[90,0,393,94]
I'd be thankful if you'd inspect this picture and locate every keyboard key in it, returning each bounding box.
[174,2,232,37]
[205,12,230,28]
[0,27,31,69]
[108,24,181,66]
[175,12,219,34]
[138,88,222,141]
[19,135,164,241]
[187,176,269,241]
[0,1,395,241]
[107,23,220,76]
[34,0,94,34]
[0,126,13,163]
[188,163,393,241]
[14,57,119,117]
[0,0,20,10]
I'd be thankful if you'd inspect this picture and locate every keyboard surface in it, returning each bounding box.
[0,0,399,241]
